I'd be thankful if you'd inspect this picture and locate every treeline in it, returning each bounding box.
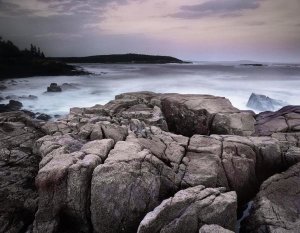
[0,37,45,61]
[0,37,86,80]
[53,53,184,64]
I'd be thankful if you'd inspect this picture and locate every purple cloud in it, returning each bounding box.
[172,0,264,18]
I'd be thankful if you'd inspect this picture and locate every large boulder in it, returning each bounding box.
[160,93,255,136]
[247,93,287,112]
[0,111,44,233]
[91,141,181,233]
[243,162,300,233]
[137,186,237,233]
[182,135,282,203]
[33,136,114,233]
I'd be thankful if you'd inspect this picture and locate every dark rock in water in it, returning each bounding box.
[243,163,300,233]
[20,95,38,100]
[5,95,19,100]
[22,109,36,118]
[5,94,38,101]
[247,93,287,112]
[0,100,23,112]
[0,96,3,101]
[8,100,23,111]
[36,113,51,121]
[47,83,62,92]
[61,83,79,91]
[0,84,7,90]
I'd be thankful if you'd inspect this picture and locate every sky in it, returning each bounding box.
[0,0,300,62]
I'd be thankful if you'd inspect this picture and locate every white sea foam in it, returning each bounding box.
[0,63,299,116]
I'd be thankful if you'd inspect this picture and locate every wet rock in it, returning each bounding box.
[20,95,38,100]
[36,113,51,121]
[247,93,287,112]
[47,83,62,92]
[0,100,23,112]
[243,163,300,233]
[137,186,237,233]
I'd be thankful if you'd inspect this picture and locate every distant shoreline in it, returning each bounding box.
[50,53,187,64]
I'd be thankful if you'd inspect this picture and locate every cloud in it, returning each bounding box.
[0,0,136,17]
[171,0,264,19]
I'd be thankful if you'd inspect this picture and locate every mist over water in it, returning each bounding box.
[1,63,300,116]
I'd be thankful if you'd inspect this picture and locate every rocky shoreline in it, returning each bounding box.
[1,91,299,233]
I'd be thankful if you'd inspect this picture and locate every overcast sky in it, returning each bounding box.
[0,0,299,62]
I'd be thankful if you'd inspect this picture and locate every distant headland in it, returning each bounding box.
[51,53,185,64]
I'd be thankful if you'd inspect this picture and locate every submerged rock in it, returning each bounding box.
[61,83,79,91]
[247,93,287,112]
[47,83,62,92]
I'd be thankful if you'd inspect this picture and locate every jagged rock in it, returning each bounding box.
[199,225,234,233]
[159,93,255,136]
[183,135,228,189]
[91,141,180,233]
[243,162,300,233]
[101,123,128,143]
[47,83,62,92]
[255,106,300,136]
[247,93,287,111]
[1,92,299,233]
[182,135,282,203]
[80,139,114,160]
[0,111,44,233]
[137,186,237,233]
[212,111,255,136]
[33,137,114,233]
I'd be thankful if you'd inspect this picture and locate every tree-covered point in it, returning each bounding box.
[52,53,185,64]
[0,37,86,80]
[0,37,45,60]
